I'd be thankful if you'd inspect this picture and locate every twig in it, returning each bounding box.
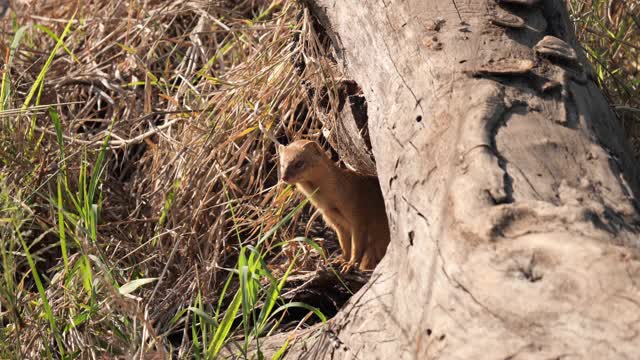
[33,118,183,148]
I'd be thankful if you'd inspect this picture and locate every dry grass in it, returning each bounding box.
[0,0,638,358]
[1,0,343,358]
[569,0,640,156]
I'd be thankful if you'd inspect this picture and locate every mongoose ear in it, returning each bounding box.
[302,141,323,153]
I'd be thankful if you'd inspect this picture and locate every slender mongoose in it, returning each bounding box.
[278,140,390,271]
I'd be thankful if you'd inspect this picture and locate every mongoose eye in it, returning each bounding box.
[293,160,304,170]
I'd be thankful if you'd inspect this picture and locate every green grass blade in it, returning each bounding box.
[256,252,296,336]
[208,291,242,357]
[188,306,219,327]
[192,307,202,359]
[22,11,77,111]
[256,196,308,248]
[239,252,252,352]
[268,302,326,324]
[215,272,235,319]
[118,277,158,295]
[80,255,93,295]
[56,176,68,273]
[34,24,80,63]
[0,25,29,112]
[15,224,65,357]
[270,338,290,360]
[49,108,70,274]
[87,118,114,209]
[223,186,243,245]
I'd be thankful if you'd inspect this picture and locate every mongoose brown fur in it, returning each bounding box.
[278,140,390,270]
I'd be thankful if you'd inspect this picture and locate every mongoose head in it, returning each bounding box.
[279,140,325,184]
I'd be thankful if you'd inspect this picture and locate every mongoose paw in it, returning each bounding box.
[328,256,345,267]
[340,261,357,274]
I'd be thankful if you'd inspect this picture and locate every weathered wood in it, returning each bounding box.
[322,80,377,176]
[271,0,640,358]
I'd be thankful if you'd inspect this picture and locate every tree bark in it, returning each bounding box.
[281,0,640,358]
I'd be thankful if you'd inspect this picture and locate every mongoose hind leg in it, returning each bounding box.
[370,222,390,265]
[359,252,374,270]
[359,234,384,270]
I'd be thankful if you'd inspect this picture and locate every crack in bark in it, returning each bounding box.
[327,272,416,358]
[451,275,512,328]
[431,215,517,334]
[387,127,407,149]
[380,29,425,116]
[401,195,431,226]
[429,205,519,337]
[509,161,544,200]
[491,104,519,204]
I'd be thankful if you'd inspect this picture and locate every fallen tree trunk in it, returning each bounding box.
[275,0,640,358]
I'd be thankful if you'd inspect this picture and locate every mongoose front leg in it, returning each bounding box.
[335,225,352,262]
